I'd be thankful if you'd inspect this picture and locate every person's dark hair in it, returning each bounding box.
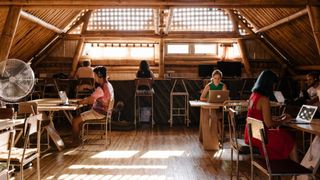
[82,60,91,67]
[137,60,152,78]
[307,71,319,81]
[93,66,107,79]
[252,70,278,97]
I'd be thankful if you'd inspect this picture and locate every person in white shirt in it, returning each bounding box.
[75,60,94,91]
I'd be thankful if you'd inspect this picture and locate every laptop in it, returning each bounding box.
[58,91,70,105]
[291,105,318,124]
[208,90,229,103]
[273,91,285,104]
[58,91,78,106]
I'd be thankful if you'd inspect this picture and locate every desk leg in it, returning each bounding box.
[46,112,65,151]
[63,110,73,124]
[296,135,320,180]
[201,108,219,150]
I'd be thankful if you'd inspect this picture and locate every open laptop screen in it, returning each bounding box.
[296,105,318,122]
[58,91,69,105]
[273,91,285,103]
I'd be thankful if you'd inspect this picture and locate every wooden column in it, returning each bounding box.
[307,5,320,56]
[70,38,85,77]
[237,39,252,77]
[70,10,92,77]
[0,6,21,74]
[159,38,164,79]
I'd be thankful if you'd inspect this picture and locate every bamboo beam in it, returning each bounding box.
[295,65,320,71]
[255,8,307,33]
[20,10,65,33]
[153,9,160,35]
[70,38,85,77]
[0,0,318,8]
[159,38,164,79]
[0,6,21,75]
[164,8,173,35]
[31,11,91,68]
[234,11,296,75]
[225,9,239,33]
[79,31,240,39]
[307,5,320,56]
[70,10,92,77]
[237,39,252,77]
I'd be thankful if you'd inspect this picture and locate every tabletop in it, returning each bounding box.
[28,98,82,111]
[0,118,25,130]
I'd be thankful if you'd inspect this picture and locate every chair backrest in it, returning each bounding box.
[106,97,115,121]
[18,102,38,116]
[77,78,95,87]
[0,130,14,177]
[246,117,271,173]
[228,108,239,149]
[135,78,153,90]
[24,114,42,136]
[0,107,14,119]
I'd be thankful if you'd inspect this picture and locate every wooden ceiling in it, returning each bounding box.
[0,1,319,74]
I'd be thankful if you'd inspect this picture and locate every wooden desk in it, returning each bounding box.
[190,100,222,150]
[28,98,82,151]
[0,119,24,131]
[286,121,320,179]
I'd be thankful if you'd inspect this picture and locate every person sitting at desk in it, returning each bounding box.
[72,66,114,146]
[244,70,298,161]
[200,69,227,102]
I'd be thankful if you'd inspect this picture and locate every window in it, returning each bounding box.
[194,44,218,55]
[87,8,154,31]
[167,44,189,54]
[170,8,233,32]
[83,43,156,60]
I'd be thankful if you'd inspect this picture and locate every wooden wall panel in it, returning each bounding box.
[239,8,302,29]
[49,40,78,57]
[0,9,9,35]
[266,16,319,66]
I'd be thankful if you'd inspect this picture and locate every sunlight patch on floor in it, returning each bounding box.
[91,150,139,158]
[140,150,184,158]
[68,164,167,170]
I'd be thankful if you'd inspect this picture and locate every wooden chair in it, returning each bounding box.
[134,78,154,128]
[0,114,42,180]
[18,102,51,153]
[0,130,14,180]
[228,108,252,179]
[81,98,115,148]
[246,117,315,180]
[223,100,248,146]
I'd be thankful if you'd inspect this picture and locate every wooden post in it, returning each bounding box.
[307,5,320,56]
[70,10,92,77]
[237,39,252,77]
[0,6,21,75]
[159,38,164,79]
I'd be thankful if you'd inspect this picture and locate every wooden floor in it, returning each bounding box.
[18,125,264,180]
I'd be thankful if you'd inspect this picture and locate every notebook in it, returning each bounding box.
[291,105,318,124]
[273,91,285,103]
[208,90,229,103]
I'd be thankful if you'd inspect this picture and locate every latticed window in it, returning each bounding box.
[170,8,233,32]
[87,8,154,31]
